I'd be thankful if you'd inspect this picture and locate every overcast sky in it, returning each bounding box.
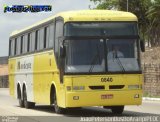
[0,0,94,57]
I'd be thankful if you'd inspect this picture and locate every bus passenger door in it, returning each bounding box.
[55,18,66,107]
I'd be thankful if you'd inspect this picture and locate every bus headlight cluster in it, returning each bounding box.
[66,86,85,91]
[128,85,139,89]
[73,86,85,90]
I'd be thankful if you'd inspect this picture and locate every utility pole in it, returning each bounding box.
[127,0,128,11]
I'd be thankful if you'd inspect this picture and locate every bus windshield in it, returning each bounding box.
[65,39,105,73]
[64,22,138,36]
[107,39,140,72]
[64,22,140,73]
[65,39,140,73]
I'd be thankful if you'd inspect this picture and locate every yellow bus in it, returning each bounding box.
[9,10,144,114]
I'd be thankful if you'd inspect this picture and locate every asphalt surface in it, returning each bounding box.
[0,88,160,122]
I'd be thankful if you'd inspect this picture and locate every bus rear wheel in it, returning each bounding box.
[53,92,65,114]
[23,87,35,109]
[111,106,124,114]
[18,87,24,107]
[19,98,24,107]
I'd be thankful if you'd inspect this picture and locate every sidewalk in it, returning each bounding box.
[143,97,160,101]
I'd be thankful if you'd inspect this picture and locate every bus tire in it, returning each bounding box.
[17,86,24,107]
[111,106,124,114]
[23,87,35,109]
[54,92,65,114]
[19,99,24,108]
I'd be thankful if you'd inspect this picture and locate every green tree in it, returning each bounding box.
[90,0,120,10]
[146,0,160,46]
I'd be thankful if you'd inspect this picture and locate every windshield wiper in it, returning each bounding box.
[115,57,125,72]
[89,45,101,72]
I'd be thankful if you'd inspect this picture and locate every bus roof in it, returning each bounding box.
[10,10,138,37]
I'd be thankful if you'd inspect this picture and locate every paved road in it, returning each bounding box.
[0,88,160,122]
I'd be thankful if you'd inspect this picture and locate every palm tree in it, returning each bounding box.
[146,0,160,46]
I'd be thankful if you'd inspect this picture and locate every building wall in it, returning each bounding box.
[0,56,8,88]
[0,56,8,64]
[0,75,8,88]
[142,63,160,97]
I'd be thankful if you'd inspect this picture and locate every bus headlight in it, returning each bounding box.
[128,85,139,89]
[73,86,85,90]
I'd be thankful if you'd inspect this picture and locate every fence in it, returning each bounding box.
[142,63,160,97]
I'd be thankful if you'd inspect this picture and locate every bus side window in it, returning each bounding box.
[17,37,21,55]
[37,30,40,51]
[44,27,47,49]
[31,32,35,52]
[49,24,54,48]
[10,39,15,56]
[23,34,28,53]
[44,27,49,48]
[39,28,44,50]
[55,20,63,59]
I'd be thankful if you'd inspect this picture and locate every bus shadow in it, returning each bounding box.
[64,107,160,117]
[30,105,160,117]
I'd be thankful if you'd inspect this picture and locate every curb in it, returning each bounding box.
[143,97,160,101]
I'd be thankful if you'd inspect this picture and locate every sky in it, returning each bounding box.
[0,0,94,57]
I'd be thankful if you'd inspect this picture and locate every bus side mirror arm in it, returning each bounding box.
[140,40,145,52]
[60,45,66,58]
[59,41,66,84]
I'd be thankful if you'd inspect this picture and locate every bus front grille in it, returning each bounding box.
[89,86,105,90]
[109,85,125,89]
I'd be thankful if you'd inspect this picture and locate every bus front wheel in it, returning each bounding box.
[111,106,124,114]
[53,92,65,114]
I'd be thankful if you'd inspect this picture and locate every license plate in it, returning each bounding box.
[101,94,113,99]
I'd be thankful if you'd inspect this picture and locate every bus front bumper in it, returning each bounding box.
[65,90,142,107]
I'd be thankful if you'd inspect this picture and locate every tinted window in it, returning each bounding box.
[49,24,54,48]
[55,21,63,57]
[38,30,41,50]
[107,39,140,72]
[39,28,44,50]
[17,37,21,55]
[44,27,47,49]
[65,39,105,73]
[46,26,50,48]
[23,35,28,53]
[31,32,35,52]
[64,22,138,36]
[10,39,15,56]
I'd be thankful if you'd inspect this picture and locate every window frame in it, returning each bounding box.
[9,18,62,58]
